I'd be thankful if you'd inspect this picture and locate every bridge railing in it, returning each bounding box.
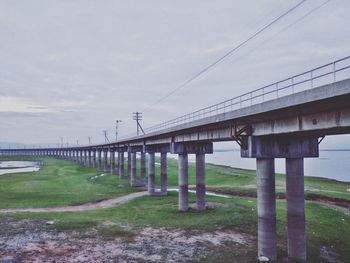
[144,56,350,134]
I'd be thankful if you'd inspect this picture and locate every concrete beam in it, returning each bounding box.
[241,136,319,158]
[171,142,213,154]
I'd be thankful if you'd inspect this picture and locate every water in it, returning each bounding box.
[204,150,350,182]
[0,161,40,175]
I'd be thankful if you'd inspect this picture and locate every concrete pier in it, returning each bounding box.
[140,152,146,185]
[97,149,102,170]
[80,150,84,164]
[92,150,96,168]
[160,152,167,194]
[118,151,124,178]
[196,153,206,211]
[178,153,188,212]
[103,149,108,173]
[88,150,92,167]
[127,152,131,178]
[84,150,88,166]
[130,152,137,187]
[148,152,155,195]
[110,149,115,175]
[256,158,276,261]
[286,158,306,261]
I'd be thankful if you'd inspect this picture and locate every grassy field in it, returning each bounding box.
[0,156,349,262]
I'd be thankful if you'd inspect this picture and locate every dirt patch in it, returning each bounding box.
[0,218,252,263]
[0,191,148,213]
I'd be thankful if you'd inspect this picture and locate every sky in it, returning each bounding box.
[0,0,350,148]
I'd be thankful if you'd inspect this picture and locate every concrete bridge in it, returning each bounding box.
[1,56,350,262]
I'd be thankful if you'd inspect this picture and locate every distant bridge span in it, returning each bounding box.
[1,57,350,262]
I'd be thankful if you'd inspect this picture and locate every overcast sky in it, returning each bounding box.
[0,0,350,148]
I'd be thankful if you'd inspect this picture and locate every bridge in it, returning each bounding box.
[1,56,350,262]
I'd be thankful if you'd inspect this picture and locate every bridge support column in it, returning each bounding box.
[286,158,306,261]
[128,146,145,187]
[92,150,96,168]
[242,135,319,262]
[145,144,170,196]
[127,152,131,178]
[141,152,146,185]
[148,152,155,195]
[80,150,84,165]
[97,149,102,170]
[171,142,213,212]
[178,153,188,211]
[110,149,115,175]
[103,149,108,173]
[130,152,137,186]
[84,150,88,166]
[160,152,167,194]
[87,150,91,167]
[118,150,125,178]
[196,153,206,212]
[256,158,276,261]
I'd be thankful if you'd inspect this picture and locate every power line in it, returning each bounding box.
[145,0,308,109]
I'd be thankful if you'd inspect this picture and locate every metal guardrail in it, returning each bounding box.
[144,56,350,134]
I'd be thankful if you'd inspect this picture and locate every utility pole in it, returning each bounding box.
[133,112,145,136]
[88,137,92,145]
[115,120,122,141]
[103,130,110,143]
[76,140,79,146]
[60,137,63,148]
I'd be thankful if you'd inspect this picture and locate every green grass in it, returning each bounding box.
[0,155,350,262]
[0,156,137,208]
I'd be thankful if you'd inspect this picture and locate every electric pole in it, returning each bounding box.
[133,112,145,136]
[88,137,92,145]
[60,137,63,148]
[115,120,122,141]
[76,140,79,146]
[103,130,110,143]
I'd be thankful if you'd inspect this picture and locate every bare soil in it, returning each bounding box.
[0,218,252,263]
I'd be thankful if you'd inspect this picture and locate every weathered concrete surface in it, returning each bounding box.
[178,154,189,212]
[148,153,155,195]
[286,158,306,261]
[256,158,276,261]
[160,152,167,194]
[196,153,206,211]
[241,136,319,158]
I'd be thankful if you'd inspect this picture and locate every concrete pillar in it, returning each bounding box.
[140,152,146,185]
[286,158,306,261]
[160,152,167,194]
[97,150,102,170]
[84,150,88,166]
[103,149,108,173]
[110,149,115,175]
[196,153,206,211]
[118,151,124,178]
[256,158,277,262]
[130,152,137,187]
[88,150,92,167]
[80,150,84,164]
[148,152,155,195]
[178,153,188,212]
[92,150,96,168]
[127,152,131,178]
